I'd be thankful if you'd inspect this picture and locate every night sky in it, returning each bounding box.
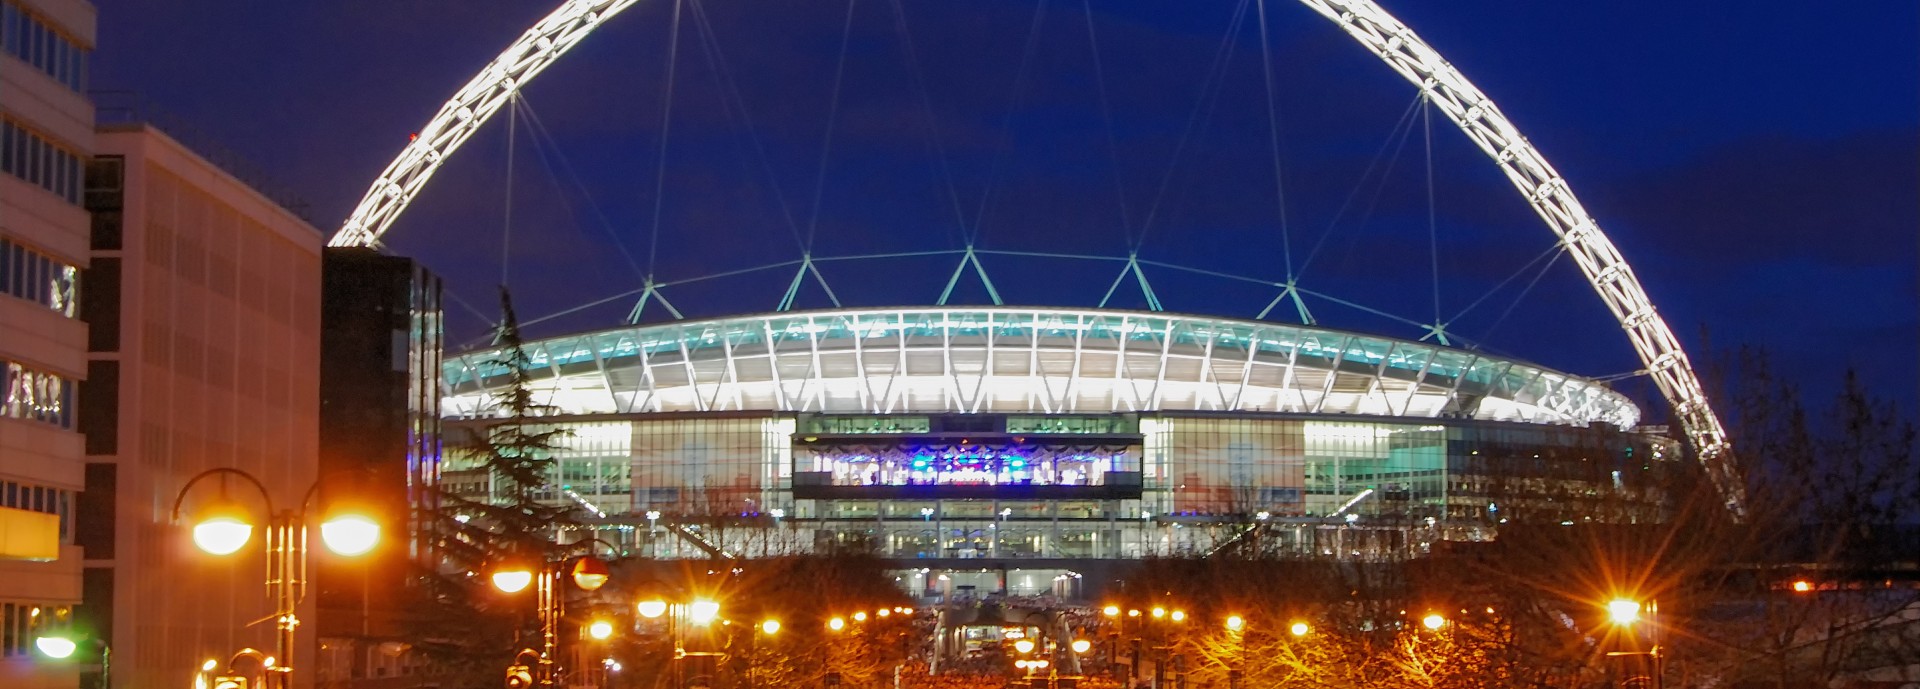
[95,1,1918,423]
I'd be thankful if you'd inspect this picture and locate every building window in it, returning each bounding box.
[0,119,83,204]
[0,602,72,657]
[0,1,87,92]
[0,478,73,544]
[2,360,74,429]
[0,236,79,316]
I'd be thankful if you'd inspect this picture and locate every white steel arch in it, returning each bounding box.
[327,0,1742,513]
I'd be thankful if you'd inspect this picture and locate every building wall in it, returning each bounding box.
[83,125,322,689]
[0,0,92,687]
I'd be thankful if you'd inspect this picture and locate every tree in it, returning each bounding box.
[398,288,580,688]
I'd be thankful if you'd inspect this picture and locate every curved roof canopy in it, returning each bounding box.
[443,307,1638,429]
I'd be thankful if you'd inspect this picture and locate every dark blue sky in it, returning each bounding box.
[96,1,1918,421]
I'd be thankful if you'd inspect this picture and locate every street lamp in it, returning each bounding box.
[1605,598,1663,689]
[489,540,620,687]
[1290,621,1310,637]
[1421,613,1447,631]
[171,468,382,689]
[35,633,109,689]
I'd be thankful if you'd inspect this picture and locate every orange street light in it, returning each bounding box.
[1103,605,1121,617]
[1421,613,1446,630]
[1225,615,1244,632]
[1607,599,1641,627]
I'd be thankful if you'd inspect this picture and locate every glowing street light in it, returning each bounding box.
[688,599,721,625]
[492,568,535,594]
[852,611,868,622]
[828,616,847,631]
[1170,610,1187,623]
[33,636,77,659]
[1071,639,1092,654]
[1421,613,1446,630]
[1290,621,1311,637]
[1607,599,1641,626]
[1151,607,1167,619]
[637,599,668,619]
[570,556,611,591]
[318,514,382,556]
[192,516,255,556]
[1225,615,1245,632]
[171,468,383,689]
[587,620,614,640]
[1013,639,1036,655]
[1102,605,1121,617]
[761,619,781,635]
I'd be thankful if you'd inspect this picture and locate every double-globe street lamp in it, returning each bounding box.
[490,540,618,687]
[171,468,383,689]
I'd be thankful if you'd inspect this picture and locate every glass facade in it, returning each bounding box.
[447,411,1673,563]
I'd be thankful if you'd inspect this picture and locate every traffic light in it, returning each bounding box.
[211,677,248,689]
[504,663,534,689]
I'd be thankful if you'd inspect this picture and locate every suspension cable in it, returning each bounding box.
[685,0,807,252]
[1082,0,1135,249]
[516,96,647,281]
[502,91,517,288]
[803,0,861,251]
[1295,92,1421,280]
[1135,0,1251,251]
[644,0,686,277]
[891,0,978,247]
[1423,93,1440,325]
[1254,0,1295,282]
[969,0,1052,246]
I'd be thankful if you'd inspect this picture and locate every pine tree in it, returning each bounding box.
[398,287,578,689]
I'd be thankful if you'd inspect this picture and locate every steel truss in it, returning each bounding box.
[330,0,1740,513]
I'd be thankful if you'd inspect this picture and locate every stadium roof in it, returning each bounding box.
[444,306,1638,428]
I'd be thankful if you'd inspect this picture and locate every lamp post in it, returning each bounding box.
[171,468,382,689]
[1605,598,1663,689]
[490,540,618,687]
[35,633,108,689]
[634,586,726,689]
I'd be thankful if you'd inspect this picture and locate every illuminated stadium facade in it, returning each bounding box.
[440,307,1678,596]
[336,0,1735,598]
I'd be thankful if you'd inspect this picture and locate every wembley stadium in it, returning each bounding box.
[439,306,1678,597]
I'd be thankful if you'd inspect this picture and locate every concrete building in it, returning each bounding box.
[0,0,93,687]
[80,123,324,689]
